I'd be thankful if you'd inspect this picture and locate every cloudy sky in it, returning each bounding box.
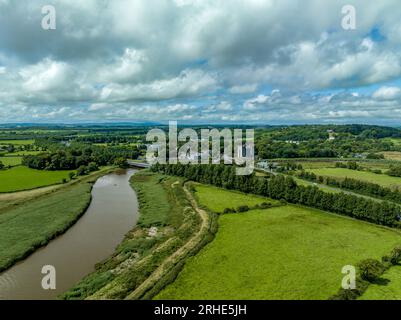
[1,0,401,124]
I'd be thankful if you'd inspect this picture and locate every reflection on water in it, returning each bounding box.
[0,169,138,300]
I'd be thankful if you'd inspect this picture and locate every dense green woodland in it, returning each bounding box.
[258,124,401,141]
[22,144,140,170]
[256,124,401,158]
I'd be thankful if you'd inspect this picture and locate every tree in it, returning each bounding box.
[387,165,401,177]
[114,157,128,168]
[366,153,384,160]
[0,160,4,170]
[358,259,385,282]
[76,165,88,176]
[87,162,99,172]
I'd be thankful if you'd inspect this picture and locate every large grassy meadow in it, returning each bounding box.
[0,140,34,145]
[0,166,74,193]
[306,168,401,189]
[155,186,401,300]
[0,156,22,166]
[194,185,280,213]
[5,151,43,156]
[379,151,401,161]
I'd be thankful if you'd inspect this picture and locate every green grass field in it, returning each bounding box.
[296,161,337,169]
[5,151,43,156]
[0,166,74,193]
[293,177,342,194]
[379,151,401,161]
[155,186,401,300]
[194,185,280,213]
[0,140,34,145]
[294,159,390,171]
[0,182,92,272]
[359,266,401,300]
[307,168,401,189]
[0,157,22,166]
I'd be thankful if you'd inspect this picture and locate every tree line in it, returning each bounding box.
[151,163,401,228]
[22,145,139,171]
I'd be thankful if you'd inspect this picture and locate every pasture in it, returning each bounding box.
[0,157,22,166]
[194,184,279,213]
[379,151,401,161]
[0,166,74,193]
[155,186,401,300]
[0,140,34,145]
[5,151,43,156]
[306,168,401,189]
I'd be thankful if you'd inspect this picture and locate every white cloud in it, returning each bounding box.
[100,69,218,102]
[1,1,401,122]
[97,48,148,83]
[19,59,72,92]
[229,84,258,94]
[88,103,112,111]
[243,94,269,110]
[373,86,401,100]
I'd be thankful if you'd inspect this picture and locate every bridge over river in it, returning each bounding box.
[127,160,150,168]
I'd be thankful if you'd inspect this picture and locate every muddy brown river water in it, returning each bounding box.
[0,169,138,300]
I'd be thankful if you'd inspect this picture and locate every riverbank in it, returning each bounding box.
[0,168,139,300]
[62,171,218,300]
[0,167,115,273]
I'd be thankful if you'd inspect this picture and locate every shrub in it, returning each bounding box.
[366,153,385,160]
[76,165,88,176]
[236,205,250,213]
[358,259,385,282]
[87,162,99,172]
[260,202,272,209]
[382,255,391,263]
[389,246,401,265]
[114,157,128,168]
[329,278,369,300]
[223,208,236,214]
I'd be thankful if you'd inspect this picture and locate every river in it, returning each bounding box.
[0,169,138,300]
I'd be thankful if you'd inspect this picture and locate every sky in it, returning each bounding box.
[1,0,401,125]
